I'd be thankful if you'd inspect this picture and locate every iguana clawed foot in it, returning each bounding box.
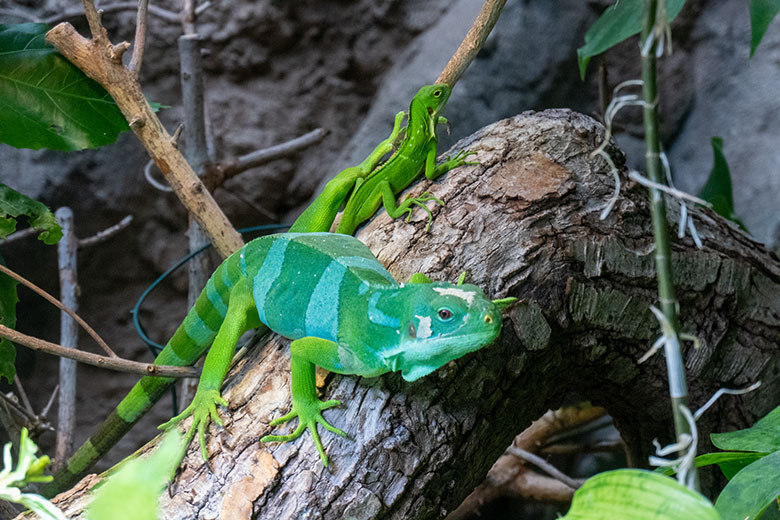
[261,398,346,466]
[440,150,479,171]
[159,388,227,460]
[400,191,445,231]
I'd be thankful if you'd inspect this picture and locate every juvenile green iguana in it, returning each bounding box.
[292,83,476,234]
[46,84,490,494]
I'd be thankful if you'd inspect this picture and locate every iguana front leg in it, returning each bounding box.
[159,278,260,459]
[289,111,406,233]
[261,337,346,466]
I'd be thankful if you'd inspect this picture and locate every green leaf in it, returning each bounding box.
[577,0,687,80]
[698,138,747,231]
[749,0,780,57]
[0,184,62,244]
[87,431,185,520]
[0,23,130,151]
[715,449,780,520]
[712,404,780,453]
[656,451,767,480]
[562,469,720,520]
[0,253,17,384]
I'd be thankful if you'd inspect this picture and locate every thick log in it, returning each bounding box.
[48,109,780,519]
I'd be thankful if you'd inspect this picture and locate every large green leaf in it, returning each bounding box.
[749,0,780,57]
[712,404,780,453]
[698,137,747,230]
[577,0,687,80]
[0,23,129,151]
[0,253,17,384]
[562,469,720,520]
[0,183,62,244]
[715,449,780,520]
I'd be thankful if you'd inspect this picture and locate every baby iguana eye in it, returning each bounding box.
[437,308,453,321]
[433,89,442,98]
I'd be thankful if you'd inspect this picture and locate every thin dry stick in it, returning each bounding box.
[506,447,582,490]
[128,0,149,75]
[435,0,507,87]
[209,128,329,188]
[46,0,244,258]
[0,263,116,358]
[1,227,38,244]
[0,325,199,378]
[78,215,133,247]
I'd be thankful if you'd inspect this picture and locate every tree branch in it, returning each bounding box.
[45,7,243,258]
[0,325,199,378]
[436,0,507,87]
[205,128,329,190]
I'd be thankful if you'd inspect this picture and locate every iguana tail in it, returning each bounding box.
[43,257,240,496]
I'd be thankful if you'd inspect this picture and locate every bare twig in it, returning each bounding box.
[78,215,133,247]
[0,263,116,358]
[13,376,35,416]
[55,207,78,469]
[447,405,606,519]
[436,0,507,87]
[0,325,200,378]
[207,128,329,189]
[506,447,582,490]
[182,0,197,35]
[128,0,150,75]
[46,3,244,258]
[1,227,39,244]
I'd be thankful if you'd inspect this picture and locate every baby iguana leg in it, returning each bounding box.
[159,278,259,460]
[261,337,346,466]
[376,180,443,231]
[289,111,406,233]
[432,150,479,178]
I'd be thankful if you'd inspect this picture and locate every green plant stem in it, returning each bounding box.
[641,0,697,490]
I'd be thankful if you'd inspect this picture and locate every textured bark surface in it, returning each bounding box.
[48,110,780,519]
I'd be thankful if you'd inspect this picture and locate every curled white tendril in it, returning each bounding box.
[643,304,762,489]
[144,159,173,192]
[649,404,697,488]
[590,80,645,220]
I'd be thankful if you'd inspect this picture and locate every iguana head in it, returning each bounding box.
[380,282,502,382]
[414,84,452,118]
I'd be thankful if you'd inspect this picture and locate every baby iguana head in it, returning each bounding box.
[414,84,452,118]
[381,281,502,382]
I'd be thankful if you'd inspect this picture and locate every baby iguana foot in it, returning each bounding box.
[402,192,445,231]
[261,398,346,466]
[438,150,479,172]
[159,388,227,460]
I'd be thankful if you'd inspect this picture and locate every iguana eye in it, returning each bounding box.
[437,308,453,321]
[433,89,442,98]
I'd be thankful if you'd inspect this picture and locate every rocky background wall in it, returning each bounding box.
[0,0,777,474]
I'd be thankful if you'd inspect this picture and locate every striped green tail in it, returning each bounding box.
[43,256,241,496]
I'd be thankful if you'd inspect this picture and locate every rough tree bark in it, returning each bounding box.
[46,110,780,519]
